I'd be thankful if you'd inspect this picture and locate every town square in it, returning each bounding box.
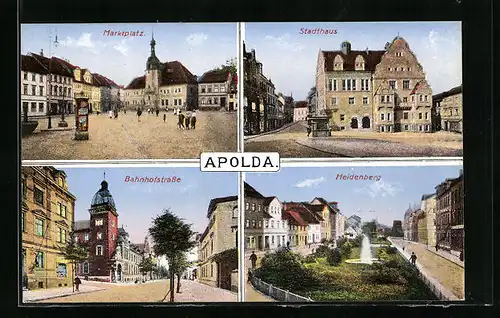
[21,23,237,160]
[243,165,464,301]
[243,22,462,157]
[21,166,238,303]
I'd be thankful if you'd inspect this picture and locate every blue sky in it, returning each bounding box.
[245,22,462,100]
[21,23,237,86]
[245,165,463,227]
[55,167,237,244]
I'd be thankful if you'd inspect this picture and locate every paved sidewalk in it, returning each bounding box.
[426,246,464,268]
[245,282,275,302]
[23,284,105,302]
[170,279,237,302]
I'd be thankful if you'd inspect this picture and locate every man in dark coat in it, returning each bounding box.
[178,111,185,129]
[410,252,417,265]
[250,251,258,269]
[156,108,159,116]
[137,107,142,122]
[74,276,82,291]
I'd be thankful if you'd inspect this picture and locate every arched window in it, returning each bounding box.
[96,245,103,256]
[232,207,238,218]
[334,55,344,71]
[355,55,365,70]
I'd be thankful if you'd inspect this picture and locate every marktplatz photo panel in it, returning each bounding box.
[244,164,464,302]
[243,22,462,158]
[20,166,239,303]
[20,23,238,160]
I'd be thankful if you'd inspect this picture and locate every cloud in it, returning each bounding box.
[113,39,129,56]
[60,33,101,53]
[179,184,197,193]
[354,180,403,198]
[185,33,208,46]
[295,177,325,188]
[264,34,305,52]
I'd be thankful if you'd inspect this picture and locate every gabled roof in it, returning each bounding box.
[160,61,198,85]
[29,53,73,77]
[125,76,146,89]
[282,210,307,227]
[294,101,308,108]
[207,195,238,218]
[284,202,322,224]
[198,68,230,83]
[433,85,462,101]
[322,49,385,72]
[21,55,49,75]
[263,196,278,205]
[244,182,265,198]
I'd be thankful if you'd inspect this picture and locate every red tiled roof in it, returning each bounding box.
[125,76,146,89]
[198,68,231,83]
[322,50,385,72]
[284,202,322,224]
[160,61,198,85]
[282,210,307,227]
[294,101,308,108]
[29,53,73,77]
[21,55,49,74]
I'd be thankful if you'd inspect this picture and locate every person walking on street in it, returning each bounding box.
[163,113,166,123]
[250,251,257,269]
[74,276,81,292]
[156,108,159,117]
[177,111,185,130]
[191,110,197,129]
[435,243,439,251]
[410,252,417,265]
[137,107,142,122]
[307,125,312,137]
[247,268,253,282]
[185,112,191,130]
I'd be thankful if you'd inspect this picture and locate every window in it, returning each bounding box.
[387,113,391,121]
[347,79,351,91]
[232,207,238,218]
[342,79,346,91]
[331,97,337,105]
[84,233,89,241]
[380,113,385,121]
[35,252,44,268]
[245,202,249,210]
[404,124,409,131]
[424,95,428,102]
[389,80,396,89]
[403,112,409,120]
[251,203,255,211]
[340,114,345,121]
[419,95,423,102]
[31,85,36,95]
[24,72,28,80]
[97,232,102,240]
[403,97,408,103]
[419,112,423,120]
[34,187,44,206]
[381,95,386,103]
[395,52,402,57]
[83,261,89,273]
[333,79,337,91]
[258,220,262,228]
[59,203,67,218]
[111,220,115,227]
[31,102,37,112]
[348,97,355,105]
[23,84,28,95]
[22,212,26,232]
[408,67,411,71]
[207,86,212,93]
[380,126,385,132]
[246,219,250,228]
[351,79,356,90]
[252,220,256,228]
[403,80,410,90]
[58,228,67,243]
[32,73,36,81]
[56,263,67,277]
[265,220,269,228]
[96,245,103,256]
[95,219,103,226]
[362,97,368,105]
[361,79,369,91]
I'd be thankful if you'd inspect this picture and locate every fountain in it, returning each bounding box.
[345,234,379,264]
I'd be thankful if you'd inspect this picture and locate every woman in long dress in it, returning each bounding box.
[137,107,143,122]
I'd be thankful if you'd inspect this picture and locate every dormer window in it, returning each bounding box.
[333,55,344,71]
[355,55,365,70]
[395,52,402,57]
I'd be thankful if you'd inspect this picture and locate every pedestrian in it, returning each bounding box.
[114,109,118,119]
[286,241,290,249]
[435,243,439,251]
[410,252,417,265]
[247,268,253,282]
[109,110,113,118]
[124,109,127,114]
[137,107,142,122]
[156,108,159,117]
[459,251,463,261]
[177,111,185,129]
[307,125,312,137]
[185,112,191,130]
[163,113,166,123]
[250,251,257,269]
[191,110,197,129]
[74,276,81,292]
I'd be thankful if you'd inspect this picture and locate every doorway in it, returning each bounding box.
[220,97,226,109]
[350,117,358,129]
[362,116,370,128]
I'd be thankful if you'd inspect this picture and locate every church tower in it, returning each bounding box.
[88,177,119,278]
[145,33,161,109]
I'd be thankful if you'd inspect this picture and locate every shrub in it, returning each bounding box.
[336,237,348,249]
[314,244,331,258]
[361,263,405,285]
[340,242,352,259]
[350,235,363,248]
[326,248,342,266]
[385,246,398,254]
[304,255,317,264]
[320,238,328,244]
[254,249,320,291]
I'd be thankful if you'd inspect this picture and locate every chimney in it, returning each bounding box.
[40,49,44,57]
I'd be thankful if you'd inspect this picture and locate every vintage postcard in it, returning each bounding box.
[21,166,238,303]
[243,22,462,158]
[20,23,238,160]
[244,165,464,301]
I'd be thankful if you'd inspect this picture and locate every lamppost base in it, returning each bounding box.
[74,131,89,140]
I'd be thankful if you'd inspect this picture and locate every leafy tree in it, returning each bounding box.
[138,256,155,280]
[336,237,348,249]
[340,242,352,260]
[170,252,189,293]
[58,231,88,292]
[155,265,169,278]
[149,209,197,302]
[362,221,377,238]
[326,248,342,266]
[314,244,331,258]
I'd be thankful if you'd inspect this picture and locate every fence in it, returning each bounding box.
[250,276,313,302]
[387,237,459,300]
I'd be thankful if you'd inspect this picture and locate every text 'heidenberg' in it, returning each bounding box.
[201,152,280,172]
[336,173,381,181]
[124,176,181,183]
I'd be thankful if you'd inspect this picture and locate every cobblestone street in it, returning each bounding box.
[245,121,462,158]
[391,238,465,299]
[22,111,237,160]
[31,279,237,303]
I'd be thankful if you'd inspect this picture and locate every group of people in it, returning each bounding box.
[108,109,118,119]
[176,109,197,130]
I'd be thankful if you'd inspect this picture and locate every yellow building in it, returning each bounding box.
[21,167,76,290]
[421,193,438,247]
[198,196,238,291]
[417,210,428,245]
[434,85,462,133]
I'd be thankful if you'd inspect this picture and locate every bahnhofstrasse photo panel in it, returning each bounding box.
[20,166,239,303]
[243,22,462,158]
[244,165,464,302]
[20,23,238,160]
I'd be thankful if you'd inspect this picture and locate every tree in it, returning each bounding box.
[326,248,342,266]
[148,209,196,302]
[58,231,88,292]
[170,252,189,293]
[138,256,155,281]
[362,220,377,238]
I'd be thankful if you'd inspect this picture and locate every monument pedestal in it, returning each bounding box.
[308,115,331,137]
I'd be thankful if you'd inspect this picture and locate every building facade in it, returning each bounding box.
[198,196,238,291]
[21,55,49,117]
[21,167,76,290]
[293,101,309,122]
[421,193,437,247]
[124,36,198,111]
[198,67,236,111]
[416,210,428,245]
[316,37,433,132]
[433,85,462,133]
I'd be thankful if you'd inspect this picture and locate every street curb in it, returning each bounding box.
[426,246,465,268]
[23,287,105,303]
[293,139,353,158]
[244,121,298,141]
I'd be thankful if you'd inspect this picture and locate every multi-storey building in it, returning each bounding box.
[316,37,433,133]
[435,170,464,256]
[421,193,437,247]
[293,101,309,122]
[433,85,462,133]
[391,220,404,237]
[282,203,310,247]
[416,209,428,245]
[106,227,143,282]
[124,36,198,111]
[21,167,76,290]
[21,55,49,117]
[30,53,75,115]
[198,67,236,111]
[198,195,238,291]
[92,73,121,112]
[309,197,342,241]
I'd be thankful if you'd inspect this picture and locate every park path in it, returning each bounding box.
[169,279,237,302]
[245,282,275,302]
[391,238,464,299]
[23,283,105,302]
